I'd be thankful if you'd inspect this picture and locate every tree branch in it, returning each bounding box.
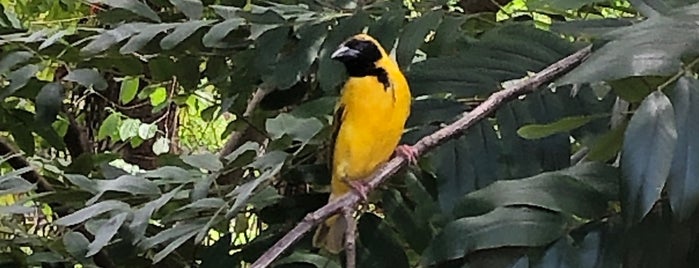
[250,45,592,268]
[219,84,272,158]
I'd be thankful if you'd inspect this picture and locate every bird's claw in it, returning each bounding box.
[395,144,419,165]
[348,180,369,201]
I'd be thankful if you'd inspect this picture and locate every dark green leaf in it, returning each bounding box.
[86,212,128,257]
[586,122,627,162]
[528,0,605,10]
[54,200,130,226]
[453,172,611,219]
[423,207,568,265]
[39,30,68,50]
[0,51,32,74]
[63,69,108,91]
[181,152,223,172]
[668,76,699,221]
[0,176,34,195]
[557,15,699,85]
[170,0,203,19]
[358,213,410,268]
[88,175,161,205]
[517,114,607,140]
[396,10,442,68]
[9,123,35,155]
[2,64,38,99]
[368,7,405,52]
[120,24,176,54]
[63,231,91,263]
[100,0,161,22]
[622,91,676,222]
[81,23,147,55]
[262,23,328,89]
[265,113,323,143]
[35,82,63,124]
[551,19,634,37]
[202,18,244,48]
[160,20,213,50]
[130,187,180,240]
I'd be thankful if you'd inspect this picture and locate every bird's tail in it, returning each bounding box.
[312,195,347,253]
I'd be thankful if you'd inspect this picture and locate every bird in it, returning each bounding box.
[312,33,418,253]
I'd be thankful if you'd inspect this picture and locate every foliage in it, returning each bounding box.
[0,0,699,267]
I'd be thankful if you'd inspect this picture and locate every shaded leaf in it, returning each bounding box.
[86,212,128,257]
[35,82,63,124]
[181,152,223,172]
[622,91,676,222]
[0,51,32,74]
[88,175,161,205]
[317,13,370,92]
[160,20,214,50]
[517,114,607,140]
[423,207,568,265]
[276,252,341,268]
[202,18,245,48]
[170,0,203,20]
[63,69,108,91]
[55,200,130,226]
[396,10,442,68]
[96,0,161,22]
[586,122,627,162]
[2,64,38,99]
[39,30,68,50]
[82,23,148,55]
[63,231,91,263]
[120,24,176,54]
[668,76,699,221]
[265,113,323,143]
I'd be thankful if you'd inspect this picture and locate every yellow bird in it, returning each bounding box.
[312,34,417,253]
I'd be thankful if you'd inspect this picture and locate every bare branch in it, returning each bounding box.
[219,84,272,157]
[250,46,592,268]
[0,138,53,192]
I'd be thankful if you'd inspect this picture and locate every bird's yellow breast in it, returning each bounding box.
[331,66,411,196]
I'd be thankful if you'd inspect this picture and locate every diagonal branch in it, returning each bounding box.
[250,45,593,268]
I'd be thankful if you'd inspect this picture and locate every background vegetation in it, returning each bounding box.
[0,0,698,267]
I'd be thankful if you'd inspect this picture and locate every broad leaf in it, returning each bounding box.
[622,91,676,222]
[517,114,607,140]
[160,20,213,50]
[181,152,223,172]
[422,207,568,265]
[0,51,32,74]
[668,76,699,221]
[170,0,203,20]
[202,18,244,48]
[396,10,443,68]
[2,64,38,99]
[86,212,128,257]
[265,113,323,143]
[54,200,130,226]
[63,69,108,91]
[35,82,63,124]
[96,0,161,22]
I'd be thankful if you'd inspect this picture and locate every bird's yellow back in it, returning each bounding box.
[313,33,412,253]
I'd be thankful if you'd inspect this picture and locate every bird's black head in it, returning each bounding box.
[331,35,383,77]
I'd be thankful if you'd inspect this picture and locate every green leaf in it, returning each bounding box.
[422,207,568,265]
[97,0,161,22]
[276,252,341,268]
[358,213,410,268]
[453,173,610,219]
[86,212,128,257]
[396,10,443,68]
[34,82,64,124]
[262,23,328,89]
[88,175,161,205]
[368,7,405,53]
[202,18,245,48]
[63,69,108,91]
[119,118,141,140]
[528,0,604,10]
[181,152,223,172]
[668,76,699,221]
[9,125,35,155]
[160,20,214,50]
[587,122,627,162]
[98,112,122,140]
[130,187,180,240]
[0,51,32,74]
[265,113,323,143]
[149,86,167,106]
[119,76,139,104]
[138,123,157,139]
[63,231,91,263]
[517,114,608,140]
[39,30,69,50]
[170,0,203,20]
[81,23,147,55]
[408,25,574,97]
[54,200,130,226]
[153,137,170,155]
[622,91,677,223]
[120,24,176,54]
[0,176,34,195]
[2,64,38,99]
[557,15,699,85]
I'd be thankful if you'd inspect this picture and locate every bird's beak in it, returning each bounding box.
[330,45,360,60]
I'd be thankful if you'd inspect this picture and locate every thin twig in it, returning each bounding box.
[343,208,356,268]
[219,85,271,157]
[250,45,592,268]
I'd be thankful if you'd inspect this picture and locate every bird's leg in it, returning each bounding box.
[344,178,370,201]
[395,144,419,165]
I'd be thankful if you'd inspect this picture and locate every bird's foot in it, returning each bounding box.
[395,144,419,165]
[347,180,370,201]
